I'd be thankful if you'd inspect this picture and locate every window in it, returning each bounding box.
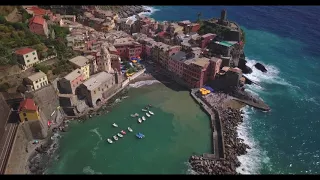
[37,85,39,89]
[34,57,37,60]
[25,55,28,58]
[32,52,35,55]
[94,91,96,94]
[27,60,30,63]
[25,118,28,121]
[23,113,26,116]
[36,80,38,83]
[98,87,100,91]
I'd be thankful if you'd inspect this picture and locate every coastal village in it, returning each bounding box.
[0,5,269,174]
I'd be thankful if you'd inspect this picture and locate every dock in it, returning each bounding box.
[190,89,225,160]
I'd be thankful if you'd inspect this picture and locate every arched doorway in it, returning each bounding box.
[96,99,102,106]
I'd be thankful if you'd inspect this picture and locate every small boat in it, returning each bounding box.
[142,116,146,121]
[107,139,113,144]
[112,123,118,127]
[117,133,123,138]
[138,118,142,123]
[142,109,148,112]
[146,113,150,117]
[136,132,145,139]
[148,104,152,107]
[113,135,118,141]
[128,127,133,132]
[121,130,126,135]
[148,111,154,115]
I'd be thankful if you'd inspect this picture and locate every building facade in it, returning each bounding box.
[15,48,39,69]
[69,56,91,80]
[29,16,49,37]
[24,71,49,91]
[58,69,85,94]
[18,99,40,122]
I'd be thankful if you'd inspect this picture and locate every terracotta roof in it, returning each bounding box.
[15,48,35,55]
[19,98,37,111]
[28,6,49,16]
[29,16,46,26]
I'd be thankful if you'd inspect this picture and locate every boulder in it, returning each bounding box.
[254,63,267,73]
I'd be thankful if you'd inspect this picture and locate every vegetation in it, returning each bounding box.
[49,25,69,39]
[34,63,51,74]
[198,21,229,37]
[17,6,32,23]
[0,6,16,16]
[240,28,246,45]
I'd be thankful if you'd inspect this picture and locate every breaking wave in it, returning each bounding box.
[83,166,102,174]
[127,6,159,21]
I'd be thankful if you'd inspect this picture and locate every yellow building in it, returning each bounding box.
[18,98,40,122]
[24,71,49,91]
[69,56,90,80]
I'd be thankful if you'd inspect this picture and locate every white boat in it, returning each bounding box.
[142,116,146,121]
[113,135,118,141]
[138,118,142,123]
[131,113,139,117]
[146,113,150,117]
[149,111,154,115]
[142,109,148,112]
[117,133,123,138]
[107,139,113,144]
[128,127,133,132]
[112,123,118,127]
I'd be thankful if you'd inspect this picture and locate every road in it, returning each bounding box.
[0,123,18,174]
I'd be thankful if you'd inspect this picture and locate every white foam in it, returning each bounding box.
[127,6,159,21]
[129,80,160,88]
[185,162,198,174]
[89,128,103,140]
[83,166,102,174]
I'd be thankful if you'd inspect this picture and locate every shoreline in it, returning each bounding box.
[188,91,250,174]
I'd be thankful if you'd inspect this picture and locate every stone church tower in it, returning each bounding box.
[100,45,113,73]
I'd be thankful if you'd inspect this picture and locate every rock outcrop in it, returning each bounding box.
[254,63,267,73]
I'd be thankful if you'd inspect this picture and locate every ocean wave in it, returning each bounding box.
[129,80,160,88]
[127,6,160,21]
[185,162,197,175]
[83,166,102,174]
[236,106,270,174]
[245,58,299,89]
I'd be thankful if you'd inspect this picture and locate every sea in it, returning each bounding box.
[46,6,320,174]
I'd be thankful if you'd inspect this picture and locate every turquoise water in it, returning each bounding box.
[148,6,320,174]
[47,83,211,174]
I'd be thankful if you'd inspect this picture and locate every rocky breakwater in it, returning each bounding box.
[189,107,250,174]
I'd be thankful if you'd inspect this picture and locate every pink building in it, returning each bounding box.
[113,38,142,60]
[168,51,187,77]
[29,16,49,37]
[200,33,216,49]
[209,57,222,80]
[59,69,85,94]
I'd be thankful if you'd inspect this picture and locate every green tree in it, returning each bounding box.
[43,15,50,20]
[34,64,49,74]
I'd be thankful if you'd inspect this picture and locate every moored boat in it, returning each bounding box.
[128,127,133,132]
[146,113,150,117]
[130,113,139,117]
[148,111,154,115]
[107,139,113,144]
[136,132,145,139]
[121,130,126,135]
[138,118,142,123]
[113,135,118,141]
[142,116,146,121]
[117,133,123,138]
[112,123,118,127]
[142,109,148,112]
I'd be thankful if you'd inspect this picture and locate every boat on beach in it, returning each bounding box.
[121,130,126,135]
[138,118,142,123]
[112,123,118,127]
[107,139,113,144]
[128,127,133,132]
[131,113,139,117]
[113,135,118,141]
[146,113,150,117]
[148,111,154,115]
[142,109,148,112]
[142,116,146,121]
[117,133,123,138]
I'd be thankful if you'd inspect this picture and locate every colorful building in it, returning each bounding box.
[69,56,90,80]
[15,48,39,70]
[58,69,85,94]
[200,33,216,49]
[18,98,40,122]
[168,51,187,77]
[113,37,142,60]
[29,16,49,37]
